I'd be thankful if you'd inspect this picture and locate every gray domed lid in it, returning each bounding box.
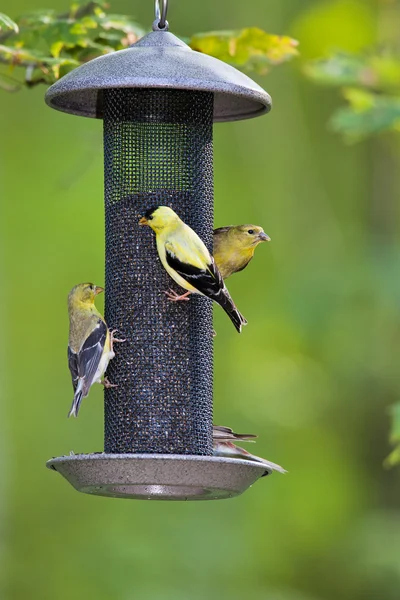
[45,30,272,122]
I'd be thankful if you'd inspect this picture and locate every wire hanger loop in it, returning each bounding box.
[153,0,169,30]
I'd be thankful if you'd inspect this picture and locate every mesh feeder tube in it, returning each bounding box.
[104,87,214,455]
[45,22,273,500]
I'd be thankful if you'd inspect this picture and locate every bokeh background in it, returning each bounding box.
[2,0,400,598]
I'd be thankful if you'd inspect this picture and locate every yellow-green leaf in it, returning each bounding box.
[389,402,400,445]
[0,12,19,33]
[383,403,400,468]
[190,27,299,74]
[384,445,400,468]
[330,94,400,141]
[50,41,64,58]
[342,87,376,112]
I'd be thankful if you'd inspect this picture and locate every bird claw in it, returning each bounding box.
[109,329,126,352]
[101,377,118,389]
[110,329,125,342]
[164,289,191,302]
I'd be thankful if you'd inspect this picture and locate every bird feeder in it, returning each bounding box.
[46,0,273,500]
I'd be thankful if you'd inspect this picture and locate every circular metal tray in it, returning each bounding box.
[47,453,271,501]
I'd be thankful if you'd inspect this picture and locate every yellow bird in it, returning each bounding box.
[213,225,270,280]
[67,283,124,418]
[212,425,286,474]
[139,206,247,333]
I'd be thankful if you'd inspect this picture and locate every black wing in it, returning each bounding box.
[68,347,79,392]
[78,319,108,396]
[165,248,246,332]
[73,319,108,398]
[165,249,224,298]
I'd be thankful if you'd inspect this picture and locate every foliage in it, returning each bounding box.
[190,28,299,75]
[0,2,145,88]
[305,52,400,142]
[304,53,400,91]
[0,2,298,90]
[385,403,400,467]
[0,12,19,33]
[300,0,400,460]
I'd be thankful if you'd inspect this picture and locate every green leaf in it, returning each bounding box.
[17,9,58,28]
[384,445,400,468]
[98,14,145,36]
[41,21,94,50]
[0,12,19,33]
[50,40,64,58]
[0,44,46,63]
[304,52,400,92]
[330,91,400,141]
[0,43,79,82]
[190,27,299,74]
[93,14,146,48]
[389,402,400,445]
[304,54,369,86]
[341,86,376,111]
[70,0,108,13]
[384,403,400,468]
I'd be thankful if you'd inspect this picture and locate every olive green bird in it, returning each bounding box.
[213,225,270,280]
[67,283,124,418]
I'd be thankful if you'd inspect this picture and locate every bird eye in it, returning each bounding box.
[148,215,153,221]
[248,229,254,235]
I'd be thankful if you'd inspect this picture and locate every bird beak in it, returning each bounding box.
[258,232,271,242]
[94,286,104,296]
[139,217,148,226]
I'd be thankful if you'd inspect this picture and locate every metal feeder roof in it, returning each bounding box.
[45,30,272,122]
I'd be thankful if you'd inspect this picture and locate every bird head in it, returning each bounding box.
[68,283,104,307]
[233,225,270,249]
[139,206,180,232]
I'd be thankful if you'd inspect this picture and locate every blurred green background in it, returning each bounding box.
[2,0,400,599]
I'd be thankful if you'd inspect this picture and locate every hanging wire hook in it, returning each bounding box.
[154,0,169,30]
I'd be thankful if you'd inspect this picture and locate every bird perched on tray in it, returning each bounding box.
[213,225,270,280]
[139,206,247,333]
[67,283,124,418]
[212,425,286,474]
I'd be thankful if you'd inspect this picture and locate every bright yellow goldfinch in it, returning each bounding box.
[212,425,286,474]
[67,283,124,418]
[213,225,270,280]
[139,206,247,333]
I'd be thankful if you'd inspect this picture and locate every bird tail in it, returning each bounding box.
[214,441,287,475]
[68,388,83,418]
[212,425,257,442]
[218,287,247,333]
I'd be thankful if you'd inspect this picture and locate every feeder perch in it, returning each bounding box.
[46,1,272,500]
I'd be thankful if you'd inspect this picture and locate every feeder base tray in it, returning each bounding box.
[46,453,270,500]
